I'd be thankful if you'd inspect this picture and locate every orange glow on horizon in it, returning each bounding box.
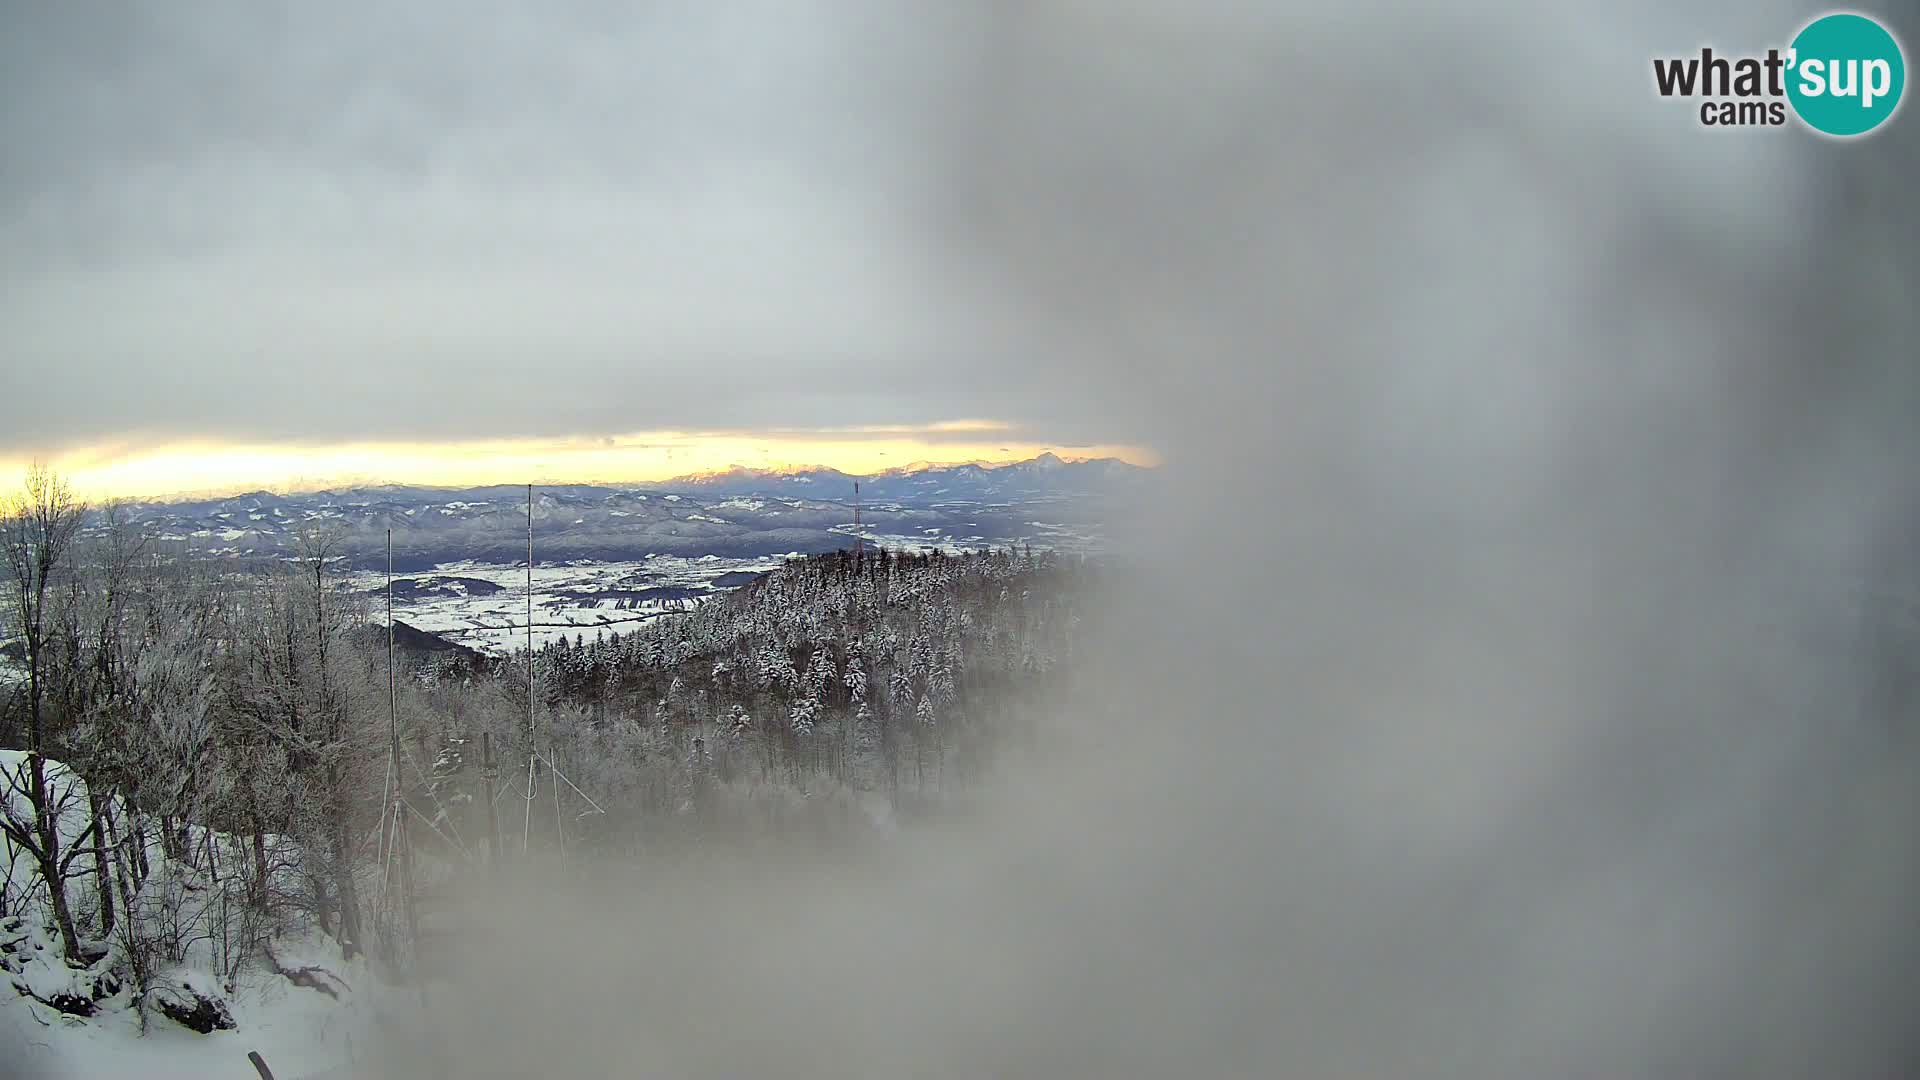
[2,425,1160,501]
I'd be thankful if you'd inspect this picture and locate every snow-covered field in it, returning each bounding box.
[347,554,788,654]
[344,528,1064,655]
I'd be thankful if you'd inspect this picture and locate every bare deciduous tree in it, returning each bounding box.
[0,465,89,957]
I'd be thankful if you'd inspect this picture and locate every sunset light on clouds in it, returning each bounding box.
[10,424,1157,500]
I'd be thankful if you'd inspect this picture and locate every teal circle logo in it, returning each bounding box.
[1787,12,1905,136]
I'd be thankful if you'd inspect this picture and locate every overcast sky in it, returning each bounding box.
[0,2,1137,487]
[1,3,1912,497]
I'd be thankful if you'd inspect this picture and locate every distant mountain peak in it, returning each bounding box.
[676,462,845,484]
[658,452,1143,492]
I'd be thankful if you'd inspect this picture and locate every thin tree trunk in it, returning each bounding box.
[329,766,363,959]
[251,826,269,911]
[27,755,83,957]
[88,790,116,938]
[129,808,150,884]
[107,806,139,933]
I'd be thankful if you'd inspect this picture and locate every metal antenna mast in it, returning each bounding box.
[853,480,862,565]
[384,528,418,953]
[527,482,533,730]
[523,484,536,856]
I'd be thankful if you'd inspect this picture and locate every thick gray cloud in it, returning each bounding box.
[916,3,1920,1074]
[0,2,1076,452]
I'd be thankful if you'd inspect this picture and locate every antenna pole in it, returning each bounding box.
[527,482,534,746]
[853,480,862,565]
[387,529,417,954]
[523,484,535,856]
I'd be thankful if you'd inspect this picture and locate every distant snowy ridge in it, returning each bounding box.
[660,452,1149,501]
[84,454,1139,571]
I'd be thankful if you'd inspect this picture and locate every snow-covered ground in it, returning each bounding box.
[347,554,788,654]
[2,928,404,1080]
[1,750,402,1079]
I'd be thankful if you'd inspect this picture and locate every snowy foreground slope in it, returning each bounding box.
[3,938,396,1080]
[2,749,399,1080]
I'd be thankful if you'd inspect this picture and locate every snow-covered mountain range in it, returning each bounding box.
[94,454,1148,571]
[666,452,1146,501]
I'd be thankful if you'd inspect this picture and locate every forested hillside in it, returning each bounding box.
[1,468,1088,1042]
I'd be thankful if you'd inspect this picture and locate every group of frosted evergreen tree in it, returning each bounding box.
[422,547,1085,852]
